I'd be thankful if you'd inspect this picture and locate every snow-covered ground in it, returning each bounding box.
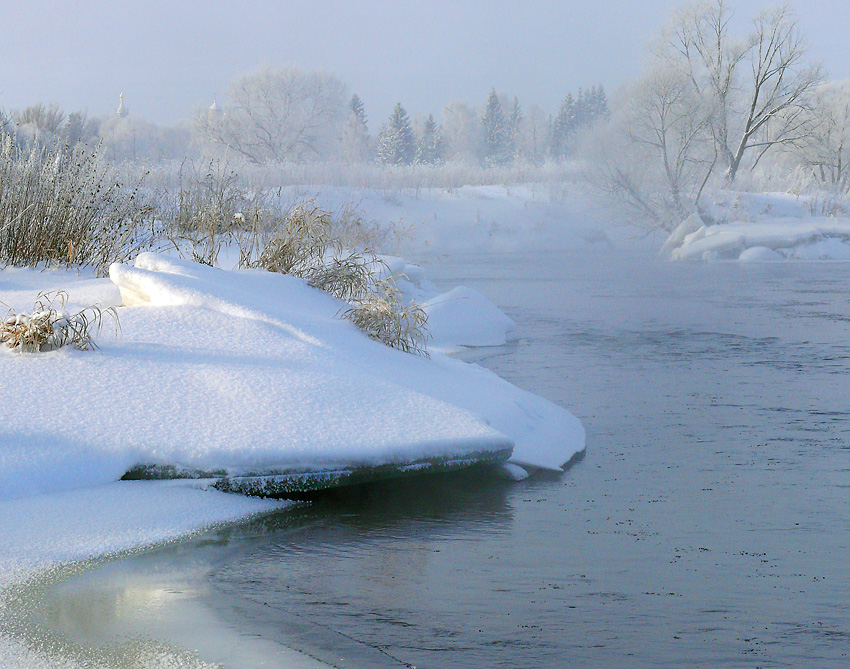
[0,208,586,666]
[663,192,850,262]
[269,182,616,255]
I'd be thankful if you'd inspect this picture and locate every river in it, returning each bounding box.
[25,245,850,667]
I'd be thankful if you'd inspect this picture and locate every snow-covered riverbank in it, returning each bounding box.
[663,192,850,262]
[0,244,584,667]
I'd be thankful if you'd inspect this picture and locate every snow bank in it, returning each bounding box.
[1,254,582,500]
[663,194,850,262]
[0,252,585,665]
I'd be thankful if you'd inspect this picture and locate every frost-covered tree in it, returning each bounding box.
[13,103,66,145]
[415,114,444,165]
[62,111,99,146]
[582,66,716,230]
[377,103,415,165]
[196,66,348,163]
[517,104,549,165]
[795,82,850,191]
[550,93,575,160]
[660,0,822,181]
[99,114,164,162]
[442,101,480,163]
[592,85,610,119]
[340,93,371,163]
[506,97,522,162]
[480,89,510,166]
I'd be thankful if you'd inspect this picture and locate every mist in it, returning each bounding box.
[3,1,850,667]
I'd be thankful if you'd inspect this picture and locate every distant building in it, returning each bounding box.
[116,92,129,118]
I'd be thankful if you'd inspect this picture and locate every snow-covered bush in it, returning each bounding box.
[1,291,117,352]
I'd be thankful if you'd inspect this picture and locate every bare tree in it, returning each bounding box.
[661,1,822,182]
[582,67,716,230]
[441,101,480,163]
[197,66,347,164]
[794,82,850,192]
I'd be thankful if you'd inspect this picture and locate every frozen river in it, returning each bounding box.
[27,246,850,667]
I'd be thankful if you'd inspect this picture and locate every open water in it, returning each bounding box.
[25,246,850,667]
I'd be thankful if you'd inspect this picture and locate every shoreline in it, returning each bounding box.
[0,480,301,668]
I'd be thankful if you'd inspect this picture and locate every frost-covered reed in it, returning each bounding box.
[0,133,155,275]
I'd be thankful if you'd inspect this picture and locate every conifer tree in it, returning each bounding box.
[550,93,575,159]
[481,88,509,166]
[592,85,609,120]
[340,93,371,162]
[377,103,415,165]
[415,114,444,165]
[350,94,367,126]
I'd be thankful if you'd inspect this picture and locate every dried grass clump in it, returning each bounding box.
[166,160,257,266]
[305,252,374,301]
[238,201,430,354]
[341,279,429,356]
[241,203,375,298]
[245,203,333,274]
[0,132,154,275]
[0,291,118,352]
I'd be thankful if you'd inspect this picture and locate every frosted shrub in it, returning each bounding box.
[0,291,118,352]
[0,132,154,275]
[242,203,429,353]
[341,279,429,356]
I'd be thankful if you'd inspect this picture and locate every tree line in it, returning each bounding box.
[1,67,607,167]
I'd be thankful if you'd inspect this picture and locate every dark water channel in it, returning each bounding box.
[35,247,850,667]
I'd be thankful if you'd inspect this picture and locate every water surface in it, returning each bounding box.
[30,247,850,667]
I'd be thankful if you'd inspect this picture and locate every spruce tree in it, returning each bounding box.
[378,103,415,165]
[415,114,444,165]
[350,94,367,127]
[550,93,575,160]
[592,85,609,120]
[481,88,509,166]
[341,93,370,162]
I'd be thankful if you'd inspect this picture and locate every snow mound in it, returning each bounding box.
[373,255,515,350]
[423,286,516,349]
[665,212,850,263]
[0,254,583,504]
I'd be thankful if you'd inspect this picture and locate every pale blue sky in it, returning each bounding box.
[2,1,849,125]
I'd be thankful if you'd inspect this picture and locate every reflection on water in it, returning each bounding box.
[18,247,850,667]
